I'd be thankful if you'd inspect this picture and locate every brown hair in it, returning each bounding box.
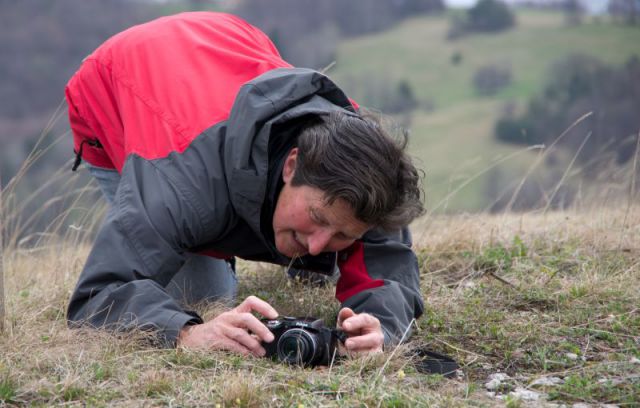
[292,110,424,230]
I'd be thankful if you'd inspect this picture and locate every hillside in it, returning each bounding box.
[331,10,640,212]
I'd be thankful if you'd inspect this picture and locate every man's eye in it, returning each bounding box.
[310,210,327,225]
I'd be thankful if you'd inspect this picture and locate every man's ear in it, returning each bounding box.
[282,148,298,184]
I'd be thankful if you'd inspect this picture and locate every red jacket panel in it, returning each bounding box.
[66,12,291,171]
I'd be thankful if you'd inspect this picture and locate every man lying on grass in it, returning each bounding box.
[65,12,425,358]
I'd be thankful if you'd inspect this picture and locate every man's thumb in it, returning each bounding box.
[337,307,355,326]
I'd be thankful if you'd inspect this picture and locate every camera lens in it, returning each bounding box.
[276,328,318,365]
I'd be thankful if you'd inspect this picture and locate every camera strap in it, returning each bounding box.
[411,348,459,378]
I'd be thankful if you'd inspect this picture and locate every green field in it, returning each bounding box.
[330,11,640,212]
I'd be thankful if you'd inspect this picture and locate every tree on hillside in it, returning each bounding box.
[448,0,516,39]
[495,54,640,172]
[473,64,512,96]
[609,0,640,25]
[563,0,585,26]
[468,0,516,32]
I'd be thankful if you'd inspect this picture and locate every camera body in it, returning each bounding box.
[262,316,346,367]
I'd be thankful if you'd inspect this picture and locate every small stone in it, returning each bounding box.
[571,403,591,408]
[530,376,564,387]
[485,391,496,398]
[485,372,510,390]
[630,357,640,364]
[489,372,510,381]
[509,387,541,401]
[485,378,502,390]
[565,352,579,360]
[598,378,623,386]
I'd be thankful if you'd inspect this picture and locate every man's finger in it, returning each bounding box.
[344,332,384,352]
[341,312,380,332]
[337,307,355,327]
[216,337,255,356]
[228,312,275,343]
[223,326,266,356]
[235,295,278,319]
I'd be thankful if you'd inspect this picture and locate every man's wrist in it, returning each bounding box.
[177,323,198,347]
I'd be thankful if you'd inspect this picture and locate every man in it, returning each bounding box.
[66,12,425,357]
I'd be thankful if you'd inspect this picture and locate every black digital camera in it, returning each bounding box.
[262,316,347,367]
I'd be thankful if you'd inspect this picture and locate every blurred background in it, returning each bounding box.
[1,0,639,239]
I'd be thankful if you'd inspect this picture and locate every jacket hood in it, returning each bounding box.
[224,67,358,235]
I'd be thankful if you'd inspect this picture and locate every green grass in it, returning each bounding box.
[331,10,640,212]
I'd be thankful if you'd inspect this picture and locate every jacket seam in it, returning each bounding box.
[148,159,215,241]
[248,83,277,112]
[115,179,154,274]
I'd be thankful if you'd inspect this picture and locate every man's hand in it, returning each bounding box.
[177,295,278,356]
[337,307,384,354]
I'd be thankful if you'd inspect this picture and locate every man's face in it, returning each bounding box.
[272,148,370,258]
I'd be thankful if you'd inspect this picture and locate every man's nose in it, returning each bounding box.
[307,229,333,256]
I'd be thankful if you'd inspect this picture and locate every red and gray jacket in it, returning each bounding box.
[65,12,423,346]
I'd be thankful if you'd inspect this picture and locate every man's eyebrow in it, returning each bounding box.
[310,207,329,224]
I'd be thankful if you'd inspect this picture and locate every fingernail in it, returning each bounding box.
[266,333,275,343]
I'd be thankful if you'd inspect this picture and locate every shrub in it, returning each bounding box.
[494,54,640,172]
[447,0,516,39]
[473,64,512,96]
[468,0,516,32]
[495,117,537,145]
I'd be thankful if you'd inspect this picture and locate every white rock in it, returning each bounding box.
[485,378,502,390]
[565,352,579,360]
[531,376,564,387]
[489,372,511,381]
[485,391,496,398]
[630,357,640,364]
[509,387,542,401]
[485,372,511,390]
[598,378,623,386]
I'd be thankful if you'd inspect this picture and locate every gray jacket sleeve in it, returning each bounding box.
[336,227,424,345]
[67,156,229,346]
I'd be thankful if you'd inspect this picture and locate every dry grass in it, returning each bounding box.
[0,203,638,406]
